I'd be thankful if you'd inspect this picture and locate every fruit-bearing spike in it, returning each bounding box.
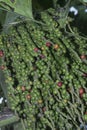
[0,8,87,130]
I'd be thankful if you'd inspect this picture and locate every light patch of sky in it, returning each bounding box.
[0,97,3,104]
[70,6,87,14]
[69,6,78,15]
[85,9,87,12]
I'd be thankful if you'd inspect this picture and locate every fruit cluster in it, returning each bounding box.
[0,8,87,130]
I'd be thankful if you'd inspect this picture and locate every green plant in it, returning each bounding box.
[0,0,87,130]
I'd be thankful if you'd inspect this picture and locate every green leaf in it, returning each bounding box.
[3,12,20,33]
[0,114,19,127]
[0,10,6,25]
[0,0,33,19]
[13,122,24,130]
[82,0,87,2]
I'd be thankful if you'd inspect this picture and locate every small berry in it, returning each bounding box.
[34,48,39,52]
[80,55,86,59]
[40,54,45,59]
[0,50,4,57]
[79,88,84,94]
[41,47,45,50]
[38,100,43,104]
[79,87,85,97]
[42,107,46,112]
[54,44,59,50]
[26,95,31,100]
[46,42,51,47]
[21,86,26,91]
[57,82,63,87]
[0,65,5,70]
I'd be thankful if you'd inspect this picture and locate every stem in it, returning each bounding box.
[66,23,87,40]
[45,101,56,130]
[4,18,46,26]
[21,119,26,130]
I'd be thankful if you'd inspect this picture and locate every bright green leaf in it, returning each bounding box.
[82,0,87,2]
[0,0,33,19]
[3,12,20,33]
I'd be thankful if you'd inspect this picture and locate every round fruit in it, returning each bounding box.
[38,100,43,104]
[34,48,39,52]
[80,55,86,59]
[26,95,31,100]
[57,82,63,87]
[54,44,59,50]
[42,107,46,112]
[0,50,4,57]
[79,87,85,95]
[21,86,26,91]
[46,42,51,47]
[0,65,5,70]
[40,54,45,59]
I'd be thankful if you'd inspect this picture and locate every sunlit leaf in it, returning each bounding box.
[82,0,87,2]
[0,0,33,19]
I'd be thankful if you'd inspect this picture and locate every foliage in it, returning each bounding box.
[0,0,33,19]
[0,0,87,130]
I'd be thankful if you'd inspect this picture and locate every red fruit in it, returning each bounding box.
[80,55,86,59]
[26,94,31,99]
[57,82,63,87]
[34,48,39,52]
[21,86,26,91]
[46,42,51,47]
[0,50,4,57]
[0,65,5,70]
[40,54,45,59]
[79,88,85,96]
[54,44,59,50]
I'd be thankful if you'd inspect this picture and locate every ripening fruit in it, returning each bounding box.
[34,48,39,52]
[57,82,63,87]
[80,55,86,59]
[54,44,59,50]
[46,42,51,47]
[79,87,85,97]
[38,100,43,104]
[40,54,45,59]
[26,95,31,100]
[42,107,46,112]
[79,88,84,94]
[21,86,26,91]
[0,50,4,57]
[41,47,45,50]
[0,65,5,70]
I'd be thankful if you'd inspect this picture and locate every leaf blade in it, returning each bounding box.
[0,0,33,19]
